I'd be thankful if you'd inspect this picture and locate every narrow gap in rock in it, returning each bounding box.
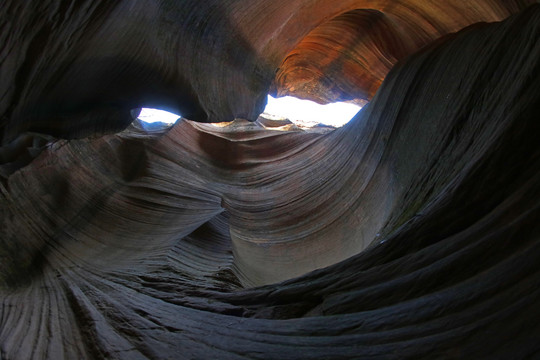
[134,108,182,131]
[261,95,362,128]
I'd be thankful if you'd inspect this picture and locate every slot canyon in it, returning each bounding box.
[1,1,540,359]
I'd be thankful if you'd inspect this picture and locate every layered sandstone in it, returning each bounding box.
[1,1,539,359]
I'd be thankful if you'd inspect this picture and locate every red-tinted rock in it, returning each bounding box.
[1,2,539,359]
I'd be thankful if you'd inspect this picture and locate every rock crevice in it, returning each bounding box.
[1,2,539,359]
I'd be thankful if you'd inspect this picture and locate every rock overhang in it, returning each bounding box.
[1,2,540,359]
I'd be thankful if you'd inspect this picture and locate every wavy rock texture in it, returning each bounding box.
[1,1,540,359]
[270,0,538,104]
[0,0,536,142]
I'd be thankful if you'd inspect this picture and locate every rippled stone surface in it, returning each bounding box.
[269,0,537,104]
[1,1,540,359]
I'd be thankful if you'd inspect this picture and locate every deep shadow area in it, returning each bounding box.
[0,2,539,359]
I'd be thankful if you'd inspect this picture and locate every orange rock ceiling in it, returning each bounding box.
[1,1,539,359]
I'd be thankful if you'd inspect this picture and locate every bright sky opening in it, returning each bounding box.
[138,96,361,128]
[138,108,181,124]
[262,95,361,127]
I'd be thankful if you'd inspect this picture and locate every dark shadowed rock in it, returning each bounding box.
[1,1,540,359]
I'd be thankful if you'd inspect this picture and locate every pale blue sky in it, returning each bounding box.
[138,95,361,127]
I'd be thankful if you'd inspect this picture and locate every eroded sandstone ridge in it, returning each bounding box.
[1,1,540,359]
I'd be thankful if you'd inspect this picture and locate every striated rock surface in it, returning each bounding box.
[1,1,540,359]
[269,0,538,104]
[1,0,536,142]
